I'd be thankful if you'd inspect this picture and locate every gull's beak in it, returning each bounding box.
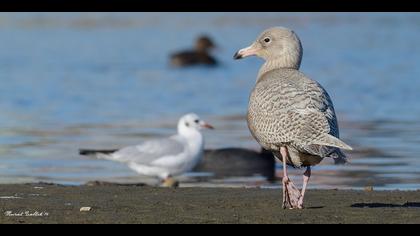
[200,121,214,130]
[233,44,258,60]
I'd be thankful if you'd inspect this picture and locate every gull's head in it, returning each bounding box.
[233,27,303,69]
[178,113,214,136]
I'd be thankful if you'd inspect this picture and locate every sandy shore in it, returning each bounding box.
[0,183,420,224]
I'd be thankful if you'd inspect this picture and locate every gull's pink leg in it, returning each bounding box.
[282,175,287,208]
[298,166,311,209]
[281,147,289,208]
[280,147,301,209]
[161,175,179,188]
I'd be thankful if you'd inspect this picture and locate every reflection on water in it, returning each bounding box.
[1,13,420,189]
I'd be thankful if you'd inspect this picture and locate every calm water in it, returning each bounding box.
[0,13,420,189]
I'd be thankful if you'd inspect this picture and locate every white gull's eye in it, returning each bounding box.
[264,37,271,43]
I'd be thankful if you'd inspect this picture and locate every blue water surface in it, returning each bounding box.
[0,13,420,189]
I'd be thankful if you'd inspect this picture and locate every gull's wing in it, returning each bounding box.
[108,136,186,165]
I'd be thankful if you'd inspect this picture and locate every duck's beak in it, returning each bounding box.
[212,45,223,52]
[200,121,215,130]
[234,43,258,60]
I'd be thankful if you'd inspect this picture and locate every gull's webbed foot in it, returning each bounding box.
[282,176,302,209]
[161,177,179,188]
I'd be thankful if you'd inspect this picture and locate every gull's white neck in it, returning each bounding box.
[177,125,204,154]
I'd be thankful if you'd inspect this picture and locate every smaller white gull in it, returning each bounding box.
[79,113,214,186]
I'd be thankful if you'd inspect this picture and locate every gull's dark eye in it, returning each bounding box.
[194,119,200,123]
[264,37,271,43]
[185,122,189,127]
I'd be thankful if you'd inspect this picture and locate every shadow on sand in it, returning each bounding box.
[351,202,420,208]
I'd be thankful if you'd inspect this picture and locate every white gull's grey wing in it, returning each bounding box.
[108,136,186,165]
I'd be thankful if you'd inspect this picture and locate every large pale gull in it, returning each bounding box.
[234,27,352,209]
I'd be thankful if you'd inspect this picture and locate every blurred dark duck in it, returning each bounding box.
[194,148,276,181]
[170,35,218,67]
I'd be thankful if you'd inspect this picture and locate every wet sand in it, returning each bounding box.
[1,183,420,224]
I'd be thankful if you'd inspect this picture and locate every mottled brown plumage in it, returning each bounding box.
[248,68,351,167]
[234,27,352,209]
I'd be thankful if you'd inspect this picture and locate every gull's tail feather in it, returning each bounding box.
[313,134,353,151]
[79,149,118,156]
[79,149,122,162]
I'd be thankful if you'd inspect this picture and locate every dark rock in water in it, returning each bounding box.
[194,148,276,181]
[170,35,218,67]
